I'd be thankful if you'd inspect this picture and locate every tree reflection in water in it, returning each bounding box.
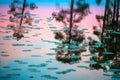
[88,0,120,78]
[52,1,120,79]
[55,28,88,64]
[52,0,90,64]
[7,0,37,40]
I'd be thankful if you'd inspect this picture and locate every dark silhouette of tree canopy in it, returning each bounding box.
[88,0,120,74]
[8,0,37,40]
[52,0,90,63]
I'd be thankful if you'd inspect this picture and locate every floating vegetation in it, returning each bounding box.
[47,67,58,70]
[102,52,114,55]
[31,55,42,57]
[106,29,113,32]
[100,63,111,67]
[91,45,100,48]
[82,53,97,57]
[34,47,41,49]
[50,48,59,50]
[111,74,120,78]
[112,31,120,35]
[1,51,7,53]
[56,69,76,74]
[28,63,47,67]
[74,29,84,32]
[105,69,120,73]
[94,29,102,33]
[16,26,26,29]
[12,68,21,71]
[6,73,20,76]
[45,60,52,63]
[61,27,70,31]
[49,26,56,29]
[77,65,89,69]
[22,50,32,52]
[28,68,40,72]
[103,73,112,76]
[12,44,25,46]
[70,61,79,64]
[69,55,80,59]
[46,53,56,56]
[103,36,111,39]
[6,27,12,30]
[2,66,10,68]
[51,30,59,32]
[34,19,40,24]
[95,41,102,45]
[1,54,9,57]
[25,14,37,16]
[32,27,42,30]
[0,75,11,79]
[0,0,120,80]
[47,17,53,22]
[41,75,58,80]
[0,73,20,79]
[27,44,33,46]
[3,36,11,40]
[14,60,28,64]
[32,33,41,37]
[84,61,97,64]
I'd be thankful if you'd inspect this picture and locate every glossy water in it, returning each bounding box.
[0,0,120,80]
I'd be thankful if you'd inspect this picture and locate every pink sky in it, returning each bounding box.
[0,6,104,61]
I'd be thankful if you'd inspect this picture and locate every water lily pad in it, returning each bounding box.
[22,50,32,52]
[103,36,111,39]
[105,69,120,73]
[84,61,97,64]
[28,68,40,72]
[46,53,56,56]
[12,44,25,46]
[77,65,89,69]
[82,54,97,57]
[56,69,76,74]
[69,55,80,59]
[100,63,111,66]
[28,63,47,67]
[47,67,58,70]
[112,31,120,35]
[102,52,114,55]
[41,75,58,80]
[31,55,42,57]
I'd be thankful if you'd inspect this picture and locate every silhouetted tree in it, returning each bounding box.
[8,0,37,40]
[88,0,120,73]
[52,0,90,63]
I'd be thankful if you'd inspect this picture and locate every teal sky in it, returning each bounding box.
[0,0,105,7]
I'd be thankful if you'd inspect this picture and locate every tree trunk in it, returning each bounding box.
[101,0,109,42]
[19,0,26,27]
[116,0,120,51]
[68,0,74,50]
[113,0,117,51]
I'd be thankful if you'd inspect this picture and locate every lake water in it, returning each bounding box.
[0,0,120,80]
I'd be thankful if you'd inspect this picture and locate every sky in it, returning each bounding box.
[0,0,105,39]
[0,0,106,7]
